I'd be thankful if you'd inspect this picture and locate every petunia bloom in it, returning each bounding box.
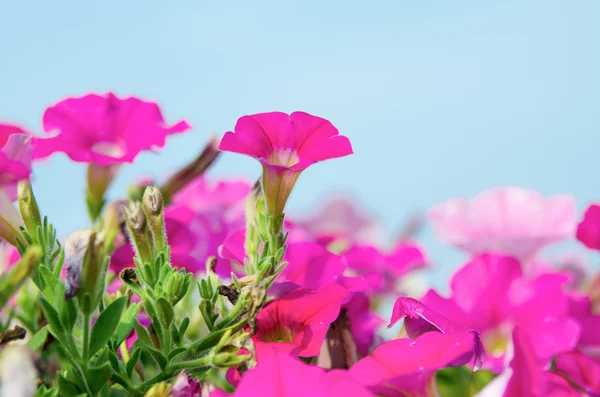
[576,204,600,251]
[349,332,484,397]
[555,350,600,396]
[421,254,581,372]
[388,297,485,370]
[219,111,353,217]
[33,92,191,165]
[229,349,373,397]
[252,284,349,359]
[428,186,576,261]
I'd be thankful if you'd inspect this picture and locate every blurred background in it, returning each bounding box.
[1,0,599,289]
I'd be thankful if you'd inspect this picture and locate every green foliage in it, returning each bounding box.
[436,366,496,397]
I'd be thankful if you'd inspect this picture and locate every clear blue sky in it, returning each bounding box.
[1,1,599,288]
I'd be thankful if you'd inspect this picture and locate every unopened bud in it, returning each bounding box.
[17,181,41,236]
[164,268,192,306]
[79,232,106,314]
[122,202,154,266]
[102,201,124,253]
[0,245,41,308]
[142,186,167,253]
[161,136,220,203]
[63,229,91,299]
[0,190,25,247]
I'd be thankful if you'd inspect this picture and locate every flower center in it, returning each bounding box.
[262,325,295,343]
[91,141,126,158]
[269,148,299,167]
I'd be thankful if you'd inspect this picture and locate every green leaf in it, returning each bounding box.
[28,326,49,351]
[112,304,139,348]
[39,297,67,343]
[168,347,187,361]
[86,362,112,396]
[132,319,152,349]
[146,347,168,370]
[38,266,60,301]
[155,297,174,327]
[89,297,127,357]
[57,374,81,397]
[62,298,78,332]
[436,366,495,397]
[126,348,142,378]
[179,317,190,340]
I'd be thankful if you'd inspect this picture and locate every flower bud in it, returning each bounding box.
[17,181,41,236]
[79,231,107,314]
[171,372,202,397]
[0,189,25,247]
[144,382,171,397]
[164,268,192,306]
[0,345,38,397]
[122,202,154,266]
[142,186,167,253]
[0,245,41,308]
[63,229,91,299]
[86,163,121,221]
[101,200,123,253]
[160,136,220,203]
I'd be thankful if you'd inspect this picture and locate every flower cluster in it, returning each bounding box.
[0,92,598,397]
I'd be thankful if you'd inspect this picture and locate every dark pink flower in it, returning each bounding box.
[0,124,32,189]
[345,293,385,357]
[343,241,427,294]
[388,297,485,369]
[499,328,579,397]
[349,332,483,397]
[428,186,576,261]
[555,350,600,396]
[219,112,353,217]
[576,204,600,251]
[566,294,600,360]
[421,254,581,371]
[33,93,191,165]
[253,285,349,358]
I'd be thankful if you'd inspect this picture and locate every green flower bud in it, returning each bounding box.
[122,202,154,267]
[164,268,192,306]
[142,186,167,254]
[0,190,25,247]
[0,245,42,308]
[79,231,107,314]
[17,181,41,236]
[86,163,121,221]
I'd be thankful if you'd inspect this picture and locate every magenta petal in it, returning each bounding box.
[350,332,481,396]
[555,351,600,396]
[282,242,347,291]
[218,228,247,265]
[233,351,327,397]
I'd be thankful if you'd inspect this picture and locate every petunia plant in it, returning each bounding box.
[1,94,600,397]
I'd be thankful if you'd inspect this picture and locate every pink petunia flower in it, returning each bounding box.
[428,186,576,261]
[576,204,600,251]
[348,332,484,397]
[0,124,33,190]
[228,350,373,397]
[566,294,600,360]
[32,92,190,165]
[555,350,600,396]
[219,111,353,217]
[343,241,428,294]
[252,285,349,359]
[478,328,579,397]
[294,196,383,247]
[420,254,581,372]
[388,297,485,369]
[345,293,385,357]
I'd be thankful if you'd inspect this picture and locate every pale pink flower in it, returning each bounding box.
[33,92,191,165]
[219,111,353,217]
[428,186,576,261]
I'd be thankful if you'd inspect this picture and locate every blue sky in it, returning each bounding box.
[1,0,599,288]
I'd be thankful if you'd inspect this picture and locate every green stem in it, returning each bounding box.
[214,293,248,330]
[168,355,211,371]
[83,313,90,367]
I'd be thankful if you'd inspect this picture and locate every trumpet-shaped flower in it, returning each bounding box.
[421,254,580,371]
[428,186,576,261]
[219,111,353,217]
[388,297,485,369]
[32,92,191,165]
[0,124,33,190]
[253,285,349,358]
[349,332,483,397]
[230,350,374,397]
